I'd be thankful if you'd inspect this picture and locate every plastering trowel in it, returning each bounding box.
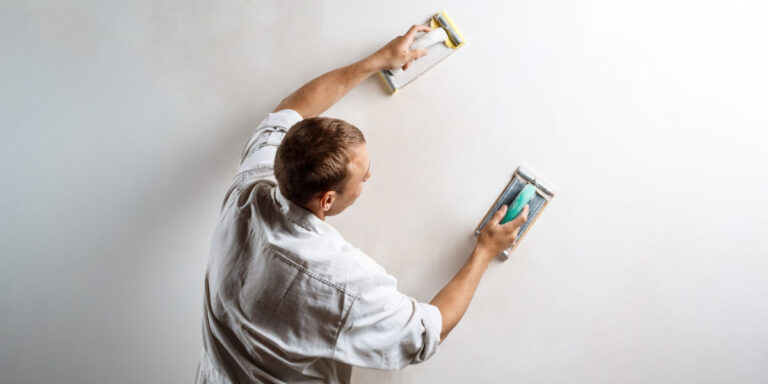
[379,11,466,93]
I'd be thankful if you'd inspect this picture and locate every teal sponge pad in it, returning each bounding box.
[501,184,536,224]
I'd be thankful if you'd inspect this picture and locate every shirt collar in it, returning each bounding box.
[273,186,338,236]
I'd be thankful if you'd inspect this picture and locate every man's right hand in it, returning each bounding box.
[367,25,432,71]
[430,204,530,341]
[476,205,530,260]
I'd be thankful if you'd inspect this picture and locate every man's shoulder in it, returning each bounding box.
[219,176,275,212]
[325,245,393,297]
[261,109,303,129]
[268,237,389,297]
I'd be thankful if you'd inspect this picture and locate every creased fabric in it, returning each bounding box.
[196,110,442,384]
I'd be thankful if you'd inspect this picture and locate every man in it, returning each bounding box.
[196,25,529,383]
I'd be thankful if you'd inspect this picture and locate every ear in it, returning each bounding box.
[319,191,336,212]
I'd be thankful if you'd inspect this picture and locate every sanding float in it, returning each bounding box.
[379,11,466,93]
[474,167,555,260]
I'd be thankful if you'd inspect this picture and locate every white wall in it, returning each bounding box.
[2,0,767,383]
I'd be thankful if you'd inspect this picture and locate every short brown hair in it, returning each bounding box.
[275,117,366,205]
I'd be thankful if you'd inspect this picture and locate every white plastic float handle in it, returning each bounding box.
[387,28,448,77]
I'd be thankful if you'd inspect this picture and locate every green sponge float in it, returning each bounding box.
[501,184,536,224]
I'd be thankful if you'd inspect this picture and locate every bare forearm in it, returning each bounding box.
[430,247,492,342]
[430,204,531,343]
[274,57,379,118]
[274,24,431,118]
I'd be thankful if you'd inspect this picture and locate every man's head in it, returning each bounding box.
[274,117,371,219]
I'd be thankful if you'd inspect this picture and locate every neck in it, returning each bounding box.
[302,203,326,221]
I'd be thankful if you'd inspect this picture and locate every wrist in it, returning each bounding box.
[470,246,494,267]
[360,54,385,73]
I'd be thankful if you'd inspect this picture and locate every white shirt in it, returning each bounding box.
[196,110,442,384]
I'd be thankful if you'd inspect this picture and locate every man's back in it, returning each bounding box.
[196,111,442,383]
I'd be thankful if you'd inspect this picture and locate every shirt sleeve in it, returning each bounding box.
[237,109,303,179]
[332,268,443,370]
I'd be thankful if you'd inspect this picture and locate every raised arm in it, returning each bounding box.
[274,25,431,118]
[430,205,530,342]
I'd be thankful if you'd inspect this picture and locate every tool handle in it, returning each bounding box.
[410,28,448,51]
[387,28,448,77]
[496,185,536,260]
[501,184,536,224]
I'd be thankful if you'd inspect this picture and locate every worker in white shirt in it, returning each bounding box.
[196,24,530,384]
